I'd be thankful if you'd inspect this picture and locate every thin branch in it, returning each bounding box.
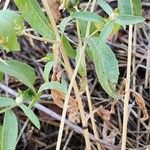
[121,25,133,150]
[3,0,10,10]
[22,31,55,43]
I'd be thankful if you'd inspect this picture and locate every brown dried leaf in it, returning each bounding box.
[94,105,111,122]
[131,89,149,121]
[47,0,61,24]
[51,89,64,108]
[51,70,80,123]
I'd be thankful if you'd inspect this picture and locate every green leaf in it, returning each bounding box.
[72,11,105,24]
[118,0,132,15]
[0,72,3,81]
[41,53,54,62]
[0,126,2,149]
[86,47,93,61]
[0,10,24,52]
[86,37,119,98]
[118,0,142,16]
[115,15,144,25]
[59,16,72,34]
[99,21,113,41]
[97,0,113,16]
[43,61,54,82]
[22,89,36,102]
[0,97,16,108]
[19,104,40,129]
[28,93,41,109]
[0,59,36,92]
[1,110,18,150]
[61,35,76,59]
[39,81,67,93]
[65,0,80,11]
[15,0,55,40]
[75,48,86,77]
[131,0,142,16]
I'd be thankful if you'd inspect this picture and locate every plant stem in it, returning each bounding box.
[42,0,91,149]
[121,25,133,150]
[75,11,101,150]
[86,85,102,150]
[22,31,54,43]
[3,0,10,10]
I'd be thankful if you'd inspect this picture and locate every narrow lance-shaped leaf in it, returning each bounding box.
[75,47,86,77]
[39,81,67,93]
[72,11,105,24]
[0,59,36,92]
[61,35,76,59]
[0,97,16,108]
[99,21,113,41]
[86,37,119,98]
[19,104,40,129]
[1,110,18,150]
[118,0,132,15]
[115,15,144,25]
[0,10,24,52]
[97,0,113,16]
[43,61,54,82]
[0,126,2,149]
[59,16,72,34]
[15,0,55,40]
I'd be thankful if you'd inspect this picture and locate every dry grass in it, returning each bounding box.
[0,0,150,150]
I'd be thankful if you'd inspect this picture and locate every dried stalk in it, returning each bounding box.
[121,25,133,150]
[41,0,91,149]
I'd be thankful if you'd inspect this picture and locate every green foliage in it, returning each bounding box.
[96,0,113,16]
[0,97,16,107]
[118,0,142,16]
[0,10,24,52]
[0,0,145,149]
[99,21,113,41]
[61,35,76,59]
[19,104,40,129]
[0,126,2,148]
[39,81,67,93]
[0,72,3,81]
[72,11,105,24]
[131,0,142,16]
[59,16,72,34]
[43,61,54,82]
[1,110,18,150]
[75,48,86,77]
[86,37,119,98]
[15,0,55,40]
[118,0,132,15]
[0,59,36,92]
[115,15,144,25]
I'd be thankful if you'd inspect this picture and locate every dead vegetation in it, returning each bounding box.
[0,0,150,150]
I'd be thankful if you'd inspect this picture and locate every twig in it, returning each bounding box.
[16,119,29,145]
[3,0,10,10]
[86,85,102,150]
[121,25,133,150]
[63,131,73,150]
[22,31,55,43]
